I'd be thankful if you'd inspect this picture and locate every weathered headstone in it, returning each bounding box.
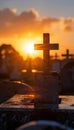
[52,53,60,73]
[10,61,20,80]
[0,58,8,74]
[60,61,74,93]
[34,33,59,109]
[0,56,9,79]
[52,61,60,73]
[70,67,74,81]
[62,49,73,60]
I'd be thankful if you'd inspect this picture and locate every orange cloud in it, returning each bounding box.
[0,8,74,39]
[0,8,60,38]
[62,18,74,32]
[11,8,17,14]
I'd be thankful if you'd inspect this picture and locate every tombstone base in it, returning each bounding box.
[34,73,59,109]
[34,102,58,109]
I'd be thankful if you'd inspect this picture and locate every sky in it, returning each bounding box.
[0,0,74,59]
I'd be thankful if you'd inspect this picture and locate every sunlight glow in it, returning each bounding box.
[25,43,34,55]
[17,37,43,59]
[20,39,39,58]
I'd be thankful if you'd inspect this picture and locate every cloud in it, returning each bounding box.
[62,17,74,32]
[11,8,17,14]
[29,8,39,18]
[0,8,74,39]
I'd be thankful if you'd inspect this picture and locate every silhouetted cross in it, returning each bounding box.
[62,49,73,60]
[34,33,59,75]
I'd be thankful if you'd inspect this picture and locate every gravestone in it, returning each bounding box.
[34,33,59,109]
[52,61,60,73]
[70,67,74,81]
[52,53,60,73]
[10,61,21,80]
[0,57,9,79]
[60,61,74,93]
[0,59,8,74]
[62,49,73,60]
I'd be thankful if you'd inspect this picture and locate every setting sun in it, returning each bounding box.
[17,38,42,59]
[25,43,34,55]
[20,39,37,58]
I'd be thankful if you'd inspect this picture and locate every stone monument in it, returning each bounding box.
[34,33,59,109]
[10,61,21,80]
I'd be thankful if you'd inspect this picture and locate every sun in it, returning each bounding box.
[25,43,34,55]
[21,40,36,57]
[19,39,39,58]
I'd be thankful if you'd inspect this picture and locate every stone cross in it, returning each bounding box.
[62,49,73,60]
[34,33,59,109]
[34,33,59,75]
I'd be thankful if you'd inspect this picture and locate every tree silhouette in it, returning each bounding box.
[0,44,24,78]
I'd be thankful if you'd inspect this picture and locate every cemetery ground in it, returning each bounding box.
[0,79,74,130]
